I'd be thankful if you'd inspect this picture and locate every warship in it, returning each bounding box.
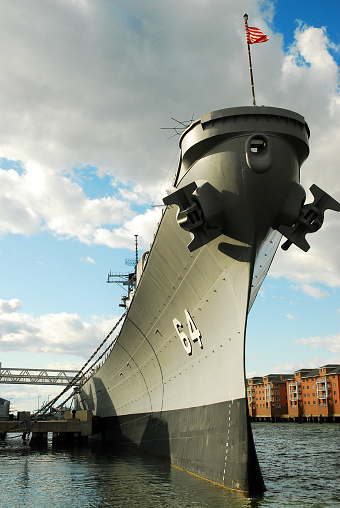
[75,105,339,494]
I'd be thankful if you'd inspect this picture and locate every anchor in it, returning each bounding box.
[276,184,340,252]
[163,181,222,252]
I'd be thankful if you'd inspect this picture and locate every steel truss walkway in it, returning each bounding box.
[0,366,80,386]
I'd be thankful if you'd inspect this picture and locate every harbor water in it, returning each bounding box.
[0,423,339,507]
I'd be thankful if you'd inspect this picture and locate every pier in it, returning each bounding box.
[0,410,92,446]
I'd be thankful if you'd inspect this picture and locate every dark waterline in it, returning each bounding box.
[0,423,339,507]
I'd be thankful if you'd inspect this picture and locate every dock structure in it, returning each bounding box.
[0,365,81,386]
[0,410,92,446]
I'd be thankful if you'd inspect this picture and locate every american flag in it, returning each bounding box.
[245,25,269,44]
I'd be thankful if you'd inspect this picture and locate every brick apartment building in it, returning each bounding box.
[247,364,340,421]
[247,374,290,419]
[287,364,340,420]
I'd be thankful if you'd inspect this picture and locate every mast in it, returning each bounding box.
[243,13,256,107]
[134,234,138,268]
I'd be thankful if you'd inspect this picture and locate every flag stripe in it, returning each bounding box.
[245,25,269,44]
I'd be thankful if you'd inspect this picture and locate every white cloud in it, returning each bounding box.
[284,314,296,320]
[268,221,340,289]
[2,385,62,413]
[0,299,22,313]
[80,256,95,264]
[299,284,329,299]
[266,359,318,375]
[0,299,119,358]
[0,168,41,235]
[288,283,330,299]
[264,24,340,290]
[0,161,159,249]
[0,0,271,184]
[296,335,340,355]
[0,1,337,285]
[256,354,340,377]
[46,360,83,371]
[283,25,338,85]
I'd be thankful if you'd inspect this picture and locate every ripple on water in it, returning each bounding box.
[0,425,339,508]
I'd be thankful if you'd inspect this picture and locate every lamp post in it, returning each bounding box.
[37,396,41,410]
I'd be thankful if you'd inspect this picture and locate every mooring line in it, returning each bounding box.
[35,310,127,417]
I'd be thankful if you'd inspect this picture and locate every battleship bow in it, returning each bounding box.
[75,106,338,494]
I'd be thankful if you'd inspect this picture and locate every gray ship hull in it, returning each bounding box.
[76,106,310,494]
[96,399,261,492]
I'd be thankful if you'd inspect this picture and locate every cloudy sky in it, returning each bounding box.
[0,0,339,411]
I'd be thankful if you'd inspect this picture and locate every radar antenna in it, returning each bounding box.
[161,115,195,138]
[124,235,138,266]
[107,235,139,308]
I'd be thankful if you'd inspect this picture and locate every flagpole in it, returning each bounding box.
[243,13,256,107]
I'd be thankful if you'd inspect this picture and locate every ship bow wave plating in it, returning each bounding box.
[76,106,317,494]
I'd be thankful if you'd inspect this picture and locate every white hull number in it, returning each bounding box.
[173,309,203,355]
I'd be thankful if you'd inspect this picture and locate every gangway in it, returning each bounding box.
[0,365,81,386]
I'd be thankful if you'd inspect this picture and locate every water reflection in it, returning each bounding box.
[0,437,261,507]
[0,425,338,507]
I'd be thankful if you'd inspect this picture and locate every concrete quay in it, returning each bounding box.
[0,410,92,446]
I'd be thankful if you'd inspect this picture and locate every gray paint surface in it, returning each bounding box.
[76,106,310,494]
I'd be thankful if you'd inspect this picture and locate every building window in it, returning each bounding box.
[334,383,336,387]
[313,401,316,404]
